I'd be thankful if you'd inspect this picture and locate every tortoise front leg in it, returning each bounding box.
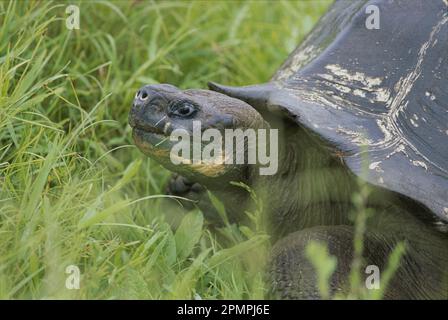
[165,173,224,223]
[166,173,206,210]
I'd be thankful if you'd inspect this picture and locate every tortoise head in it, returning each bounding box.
[129,84,269,185]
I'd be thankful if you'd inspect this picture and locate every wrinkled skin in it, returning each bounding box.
[129,84,448,299]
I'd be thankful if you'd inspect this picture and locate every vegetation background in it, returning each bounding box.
[0,0,332,299]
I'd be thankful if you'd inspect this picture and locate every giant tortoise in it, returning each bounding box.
[129,0,448,299]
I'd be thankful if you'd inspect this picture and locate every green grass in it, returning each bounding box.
[0,0,331,299]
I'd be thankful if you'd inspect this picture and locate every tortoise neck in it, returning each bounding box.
[254,123,357,238]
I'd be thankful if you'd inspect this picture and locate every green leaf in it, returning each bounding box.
[168,249,210,299]
[207,190,229,225]
[239,225,254,238]
[175,210,204,261]
[208,235,269,268]
[108,159,141,193]
[159,223,177,267]
[368,242,406,300]
[78,199,130,229]
[305,241,337,299]
[148,17,162,60]
[122,268,150,299]
[20,139,61,244]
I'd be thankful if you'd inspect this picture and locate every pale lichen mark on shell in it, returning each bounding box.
[369,161,384,173]
[412,160,428,171]
[410,116,419,128]
[284,86,342,111]
[325,64,382,87]
[424,91,436,100]
[336,125,373,145]
[384,143,408,161]
[282,80,381,120]
[312,66,392,120]
[276,45,318,80]
[317,64,392,103]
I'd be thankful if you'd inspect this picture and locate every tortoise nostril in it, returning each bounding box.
[133,88,150,106]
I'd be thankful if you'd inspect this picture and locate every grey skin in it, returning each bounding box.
[129,0,448,299]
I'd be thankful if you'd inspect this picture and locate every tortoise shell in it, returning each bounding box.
[209,0,448,227]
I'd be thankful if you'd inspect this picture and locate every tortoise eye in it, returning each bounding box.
[168,101,197,118]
